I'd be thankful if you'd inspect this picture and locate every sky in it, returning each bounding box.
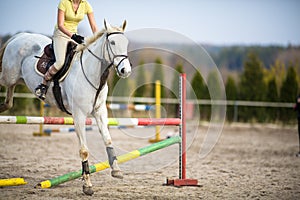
[0,0,299,45]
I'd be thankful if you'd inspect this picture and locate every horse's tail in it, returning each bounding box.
[0,41,8,73]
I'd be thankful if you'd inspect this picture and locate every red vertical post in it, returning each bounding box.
[181,73,186,180]
[165,73,198,187]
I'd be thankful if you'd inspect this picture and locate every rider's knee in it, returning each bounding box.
[54,59,64,70]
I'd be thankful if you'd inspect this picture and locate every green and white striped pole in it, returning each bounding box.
[36,136,181,188]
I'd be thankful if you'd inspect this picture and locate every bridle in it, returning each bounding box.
[104,32,129,76]
[79,31,130,108]
[80,31,130,90]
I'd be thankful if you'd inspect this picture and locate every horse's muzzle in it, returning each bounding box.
[117,59,131,78]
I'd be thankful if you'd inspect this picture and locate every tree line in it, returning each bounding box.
[192,52,299,123]
[109,52,299,123]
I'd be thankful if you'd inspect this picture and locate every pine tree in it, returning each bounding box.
[239,52,267,122]
[279,65,298,122]
[240,52,266,101]
[226,76,237,100]
[134,60,147,98]
[191,71,207,99]
[266,77,279,122]
[207,70,224,121]
[280,66,298,102]
[191,70,209,119]
[269,60,286,93]
[225,76,237,122]
[207,70,222,100]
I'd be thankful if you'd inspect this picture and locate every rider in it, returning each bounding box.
[35,0,98,100]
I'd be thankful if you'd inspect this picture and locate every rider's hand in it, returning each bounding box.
[71,34,84,44]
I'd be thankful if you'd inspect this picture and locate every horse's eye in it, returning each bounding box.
[110,40,115,45]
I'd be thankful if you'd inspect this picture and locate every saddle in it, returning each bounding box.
[35,42,77,115]
[35,41,77,81]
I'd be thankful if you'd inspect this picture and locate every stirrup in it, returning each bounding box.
[35,84,48,100]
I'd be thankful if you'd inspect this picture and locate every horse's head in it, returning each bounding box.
[104,20,131,78]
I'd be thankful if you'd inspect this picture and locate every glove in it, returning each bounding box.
[71,34,84,44]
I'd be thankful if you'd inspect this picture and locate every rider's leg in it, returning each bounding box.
[35,63,59,100]
[35,29,70,100]
[43,65,59,85]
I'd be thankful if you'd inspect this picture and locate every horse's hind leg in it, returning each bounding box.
[0,84,16,112]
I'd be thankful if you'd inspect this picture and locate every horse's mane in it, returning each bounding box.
[76,26,124,52]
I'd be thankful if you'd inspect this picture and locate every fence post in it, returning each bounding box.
[33,101,50,136]
[149,80,162,143]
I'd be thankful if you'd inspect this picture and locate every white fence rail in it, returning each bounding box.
[0,92,294,108]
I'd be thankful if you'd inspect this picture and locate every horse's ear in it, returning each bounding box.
[104,19,108,30]
[121,20,127,31]
[104,19,112,30]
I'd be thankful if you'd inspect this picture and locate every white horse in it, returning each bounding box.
[0,20,131,195]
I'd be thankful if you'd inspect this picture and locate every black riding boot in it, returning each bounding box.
[35,65,58,100]
[35,83,49,100]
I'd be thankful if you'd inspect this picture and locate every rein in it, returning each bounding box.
[79,32,128,109]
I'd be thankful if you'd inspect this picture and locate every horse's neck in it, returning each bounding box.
[81,35,107,87]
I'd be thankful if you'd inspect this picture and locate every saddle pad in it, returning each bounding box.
[35,56,75,82]
[34,52,51,76]
[34,43,77,82]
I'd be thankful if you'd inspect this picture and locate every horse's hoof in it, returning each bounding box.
[83,185,94,196]
[111,169,124,179]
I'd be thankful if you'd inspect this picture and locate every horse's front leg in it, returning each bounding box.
[92,102,123,179]
[74,113,94,196]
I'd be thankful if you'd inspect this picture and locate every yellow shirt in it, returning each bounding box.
[57,0,93,33]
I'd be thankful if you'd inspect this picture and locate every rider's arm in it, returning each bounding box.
[57,8,73,38]
[87,12,98,34]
